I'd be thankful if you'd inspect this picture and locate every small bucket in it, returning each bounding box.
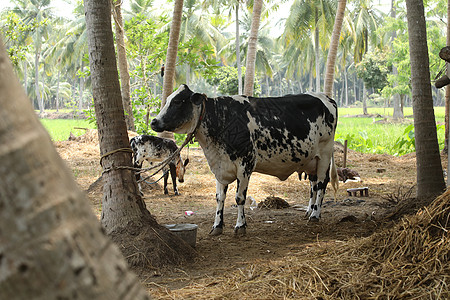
[164,223,198,248]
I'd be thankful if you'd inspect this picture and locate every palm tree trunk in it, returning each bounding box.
[160,0,184,140]
[0,36,150,300]
[85,0,194,268]
[243,0,263,96]
[314,10,320,92]
[56,70,60,112]
[324,0,346,97]
[113,0,135,131]
[236,2,242,95]
[78,60,84,112]
[391,0,403,120]
[405,0,445,199]
[35,49,44,114]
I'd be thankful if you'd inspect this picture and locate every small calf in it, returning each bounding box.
[130,135,189,195]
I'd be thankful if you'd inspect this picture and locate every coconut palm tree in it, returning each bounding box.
[405,0,445,200]
[84,0,195,268]
[0,34,151,299]
[285,0,335,92]
[112,0,135,131]
[243,0,263,96]
[324,0,346,97]
[160,0,184,140]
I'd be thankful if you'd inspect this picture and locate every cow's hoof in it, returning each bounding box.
[164,190,169,195]
[304,211,311,219]
[174,191,180,196]
[209,227,223,236]
[308,216,320,222]
[234,226,246,236]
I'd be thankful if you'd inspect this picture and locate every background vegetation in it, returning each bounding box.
[2,0,448,156]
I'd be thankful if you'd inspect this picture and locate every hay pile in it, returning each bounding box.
[258,196,290,209]
[150,190,450,299]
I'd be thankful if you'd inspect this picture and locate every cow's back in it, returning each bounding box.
[200,93,337,181]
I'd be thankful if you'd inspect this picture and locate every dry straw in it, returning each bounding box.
[150,189,450,299]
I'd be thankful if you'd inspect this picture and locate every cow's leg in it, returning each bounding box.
[234,175,250,235]
[210,181,228,236]
[133,161,144,196]
[169,163,179,195]
[305,174,318,219]
[309,160,331,220]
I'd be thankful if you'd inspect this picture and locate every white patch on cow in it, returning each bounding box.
[246,112,259,133]
[158,84,186,119]
[231,95,248,104]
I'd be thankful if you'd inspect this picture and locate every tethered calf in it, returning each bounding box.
[130,135,189,195]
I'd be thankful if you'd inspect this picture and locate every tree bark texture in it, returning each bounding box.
[236,3,242,95]
[84,0,195,268]
[160,0,184,139]
[324,0,346,97]
[405,0,445,199]
[113,0,135,131]
[85,0,149,234]
[0,37,150,300]
[243,0,263,96]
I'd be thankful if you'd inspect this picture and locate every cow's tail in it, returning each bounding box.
[330,152,339,201]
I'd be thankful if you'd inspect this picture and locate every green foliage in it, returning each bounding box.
[206,66,260,95]
[355,50,390,92]
[392,124,415,156]
[1,11,43,67]
[336,131,385,154]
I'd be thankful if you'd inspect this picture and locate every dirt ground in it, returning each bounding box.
[55,129,445,296]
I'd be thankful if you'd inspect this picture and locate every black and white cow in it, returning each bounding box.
[151,84,338,235]
[130,135,189,196]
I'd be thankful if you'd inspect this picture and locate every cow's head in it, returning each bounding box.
[176,158,190,182]
[151,84,205,134]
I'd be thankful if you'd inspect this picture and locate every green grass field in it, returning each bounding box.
[40,106,446,156]
[40,119,96,141]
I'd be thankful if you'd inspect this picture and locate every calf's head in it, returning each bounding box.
[176,158,190,182]
[151,84,205,134]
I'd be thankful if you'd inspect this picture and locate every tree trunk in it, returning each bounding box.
[0,36,150,300]
[314,16,320,92]
[84,0,194,268]
[405,0,445,199]
[243,0,263,96]
[362,82,368,114]
[391,0,403,120]
[113,0,135,131]
[78,59,84,112]
[35,49,44,114]
[324,0,346,97]
[236,3,242,95]
[160,0,184,140]
[56,70,60,112]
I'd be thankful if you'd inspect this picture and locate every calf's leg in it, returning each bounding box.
[169,163,179,195]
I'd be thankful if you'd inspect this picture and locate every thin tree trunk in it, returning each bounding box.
[56,70,60,112]
[113,0,135,131]
[236,3,242,95]
[35,49,44,114]
[391,0,403,120]
[345,67,348,106]
[324,0,346,97]
[243,0,263,96]
[362,82,368,114]
[405,0,445,199]
[0,36,150,300]
[84,0,194,268]
[314,9,320,92]
[78,60,84,112]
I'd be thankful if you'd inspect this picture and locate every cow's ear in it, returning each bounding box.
[191,93,206,105]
